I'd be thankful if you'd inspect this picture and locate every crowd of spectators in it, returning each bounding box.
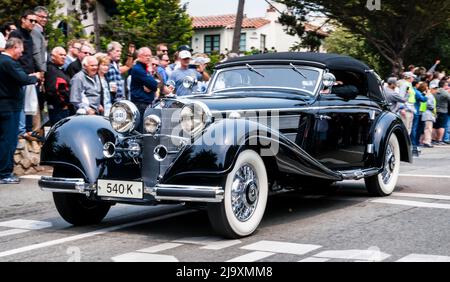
[0,7,215,184]
[383,61,450,156]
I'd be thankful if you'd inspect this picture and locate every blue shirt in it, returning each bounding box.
[169,68,202,97]
[413,88,428,114]
[130,62,158,104]
[106,62,125,101]
[157,66,168,84]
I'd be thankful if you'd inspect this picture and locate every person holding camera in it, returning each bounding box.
[168,50,209,97]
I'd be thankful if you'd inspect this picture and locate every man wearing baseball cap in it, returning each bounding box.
[398,72,417,134]
[383,77,406,113]
[169,50,210,96]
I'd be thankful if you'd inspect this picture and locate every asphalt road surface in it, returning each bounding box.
[0,146,449,262]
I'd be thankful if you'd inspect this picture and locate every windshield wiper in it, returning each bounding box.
[290,63,307,79]
[246,64,265,78]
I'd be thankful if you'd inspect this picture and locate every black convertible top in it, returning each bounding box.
[216,52,371,73]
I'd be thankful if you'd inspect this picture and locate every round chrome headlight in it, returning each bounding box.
[180,102,211,135]
[182,76,197,89]
[144,114,161,134]
[109,100,140,134]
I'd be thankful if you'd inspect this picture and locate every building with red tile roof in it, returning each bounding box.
[190,3,329,55]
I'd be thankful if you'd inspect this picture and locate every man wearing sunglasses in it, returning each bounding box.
[66,44,94,78]
[31,6,49,73]
[9,10,37,75]
[9,10,40,140]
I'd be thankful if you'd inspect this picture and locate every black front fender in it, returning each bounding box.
[40,116,116,184]
[162,119,343,185]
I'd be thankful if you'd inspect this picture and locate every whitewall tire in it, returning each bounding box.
[365,133,400,196]
[208,150,268,238]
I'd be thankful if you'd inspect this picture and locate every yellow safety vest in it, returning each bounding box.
[419,101,427,113]
[407,84,416,104]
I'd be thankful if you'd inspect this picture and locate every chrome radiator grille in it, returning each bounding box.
[142,106,182,187]
[159,108,182,176]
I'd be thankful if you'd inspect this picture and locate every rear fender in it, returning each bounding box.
[369,111,412,168]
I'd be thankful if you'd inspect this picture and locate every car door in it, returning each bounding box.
[311,92,378,170]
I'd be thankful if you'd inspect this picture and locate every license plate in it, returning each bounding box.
[97,179,143,199]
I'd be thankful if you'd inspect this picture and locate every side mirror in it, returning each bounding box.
[322,73,336,88]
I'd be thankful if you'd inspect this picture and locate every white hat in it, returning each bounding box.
[403,71,417,79]
[429,80,439,89]
[179,50,192,59]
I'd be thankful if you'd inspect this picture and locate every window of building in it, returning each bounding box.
[240,33,246,52]
[260,34,266,51]
[204,35,220,54]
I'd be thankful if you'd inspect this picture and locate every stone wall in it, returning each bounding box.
[13,139,52,176]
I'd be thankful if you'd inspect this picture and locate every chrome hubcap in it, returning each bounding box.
[231,164,259,222]
[382,144,395,185]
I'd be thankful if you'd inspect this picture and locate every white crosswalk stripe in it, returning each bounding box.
[371,198,450,209]
[298,257,330,262]
[112,252,179,262]
[0,229,29,238]
[396,254,450,262]
[392,192,450,201]
[226,251,275,262]
[0,219,53,239]
[0,219,52,230]
[241,240,322,255]
[174,236,241,250]
[137,243,183,253]
[312,249,391,262]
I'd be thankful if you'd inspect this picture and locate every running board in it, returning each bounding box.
[339,168,380,180]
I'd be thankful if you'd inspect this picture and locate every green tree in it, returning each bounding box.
[323,26,390,77]
[0,0,86,51]
[403,22,450,74]
[276,1,326,51]
[276,0,450,75]
[101,0,193,52]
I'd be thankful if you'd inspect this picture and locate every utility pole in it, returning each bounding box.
[231,0,245,53]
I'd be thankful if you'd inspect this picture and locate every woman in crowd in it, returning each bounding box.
[420,82,436,148]
[95,53,113,116]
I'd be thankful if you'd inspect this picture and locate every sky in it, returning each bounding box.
[180,0,272,18]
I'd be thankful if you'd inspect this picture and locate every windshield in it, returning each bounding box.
[210,65,322,96]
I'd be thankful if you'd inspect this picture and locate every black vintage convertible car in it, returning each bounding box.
[39,52,412,238]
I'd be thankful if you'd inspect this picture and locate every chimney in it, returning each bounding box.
[267,6,276,13]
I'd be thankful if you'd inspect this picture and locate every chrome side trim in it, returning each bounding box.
[120,134,189,142]
[210,105,382,115]
[146,184,224,203]
[339,168,380,180]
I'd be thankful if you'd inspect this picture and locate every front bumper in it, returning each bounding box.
[39,176,224,203]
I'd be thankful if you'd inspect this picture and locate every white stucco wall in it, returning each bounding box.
[55,0,109,36]
[192,7,302,54]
